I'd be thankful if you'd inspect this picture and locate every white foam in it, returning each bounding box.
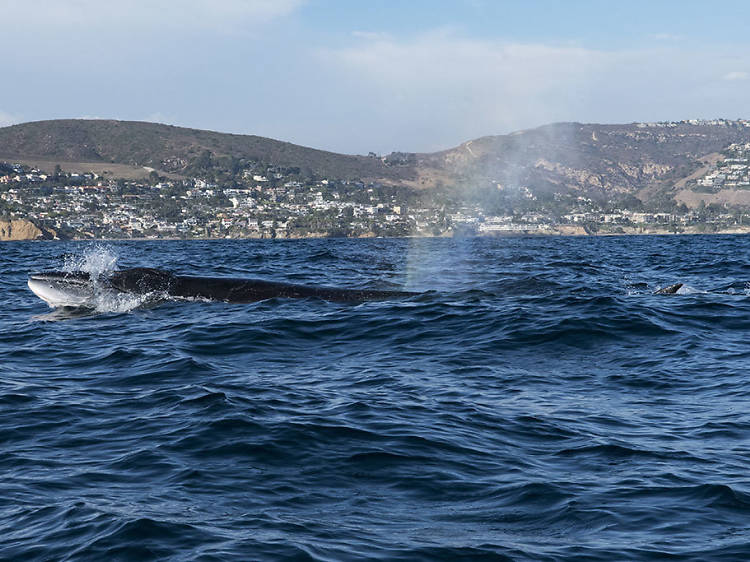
[92,290,152,313]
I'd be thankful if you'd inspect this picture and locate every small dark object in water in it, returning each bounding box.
[654,283,683,295]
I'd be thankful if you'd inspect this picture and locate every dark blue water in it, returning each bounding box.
[3,235,750,561]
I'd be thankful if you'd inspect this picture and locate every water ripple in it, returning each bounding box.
[4,236,750,560]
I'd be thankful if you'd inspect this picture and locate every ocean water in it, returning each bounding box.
[3,235,750,561]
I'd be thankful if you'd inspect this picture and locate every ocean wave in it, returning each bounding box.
[7,236,750,560]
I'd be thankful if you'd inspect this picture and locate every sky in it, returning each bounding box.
[3,0,750,154]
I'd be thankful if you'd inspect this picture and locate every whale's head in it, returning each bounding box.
[28,268,177,308]
[27,271,101,308]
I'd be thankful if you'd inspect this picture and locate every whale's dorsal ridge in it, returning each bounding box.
[108,267,177,293]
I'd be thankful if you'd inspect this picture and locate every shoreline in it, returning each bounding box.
[6,228,750,242]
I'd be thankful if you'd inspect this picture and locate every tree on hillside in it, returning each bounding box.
[195,150,212,169]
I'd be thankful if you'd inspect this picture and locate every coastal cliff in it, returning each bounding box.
[0,219,56,241]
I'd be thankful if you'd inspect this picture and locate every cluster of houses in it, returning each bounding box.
[449,211,645,234]
[449,207,744,235]
[0,165,437,238]
[4,150,750,238]
[692,143,750,191]
[635,119,750,129]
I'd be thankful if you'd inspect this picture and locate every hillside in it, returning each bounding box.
[3,119,750,209]
[0,119,415,182]
[413,121,750,208]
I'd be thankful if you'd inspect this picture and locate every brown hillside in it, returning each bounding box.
[0,119,416,182]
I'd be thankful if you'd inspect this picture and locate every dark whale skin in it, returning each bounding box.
[103,267,416,303]
[654,283,683,295]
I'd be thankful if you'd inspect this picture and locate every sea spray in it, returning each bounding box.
[62,243,119,276]
[59,244,150,313]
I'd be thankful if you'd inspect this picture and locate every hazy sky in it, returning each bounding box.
[4,0,750,154]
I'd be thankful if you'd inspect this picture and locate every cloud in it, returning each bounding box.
[1,0,304,31]
[4,18,750,155]
[351,31,392,41]
[0,111,21,128]
[142,112,173,124]
[723,71,749,81]
[315,31,750,151]
[318,32,609,149]
[650,33,683,42]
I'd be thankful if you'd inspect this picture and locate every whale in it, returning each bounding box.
[28,267,416,308]
[654,283,683,295]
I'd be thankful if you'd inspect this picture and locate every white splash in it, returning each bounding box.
[675,284,702,295]
[92,290,152,314]
[58,245,150,313]
[62,244,119,277]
